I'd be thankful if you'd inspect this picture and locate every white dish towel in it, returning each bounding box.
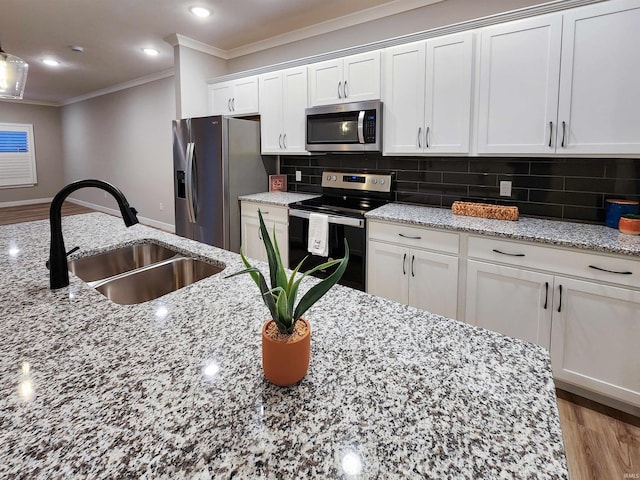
[307,213,329,257]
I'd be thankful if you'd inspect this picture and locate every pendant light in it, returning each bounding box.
[0,41,29,99]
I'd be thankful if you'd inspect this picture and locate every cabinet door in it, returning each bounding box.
[259,72,284,154]
[343,51,381,103]
[281,67,308,154]
[231,76,259,115]
[477,15,562,154]
[241,215,289,268]
[209,82,233,115]
[367,241,409,304]
[557,0,640,154]
[308,59,343,107]
[408,249,458,318]
[424,32,473,154]
[551,276,640,407]
[466,260,554,349]
[382,42,426,154]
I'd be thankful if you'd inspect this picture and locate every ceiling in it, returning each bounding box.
[1,0,435,105]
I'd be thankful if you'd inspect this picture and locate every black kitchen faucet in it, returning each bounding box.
[48,179,138,289]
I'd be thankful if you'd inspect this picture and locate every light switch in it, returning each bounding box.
[295,170,302,182]
[500,181,512,197]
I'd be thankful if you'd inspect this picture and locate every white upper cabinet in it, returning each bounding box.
[476,15,562,154]
[383,32,474,155]
[209,76,259,116]
[308,51,381,106]
[259,67,308,154]
[557,0,640,154]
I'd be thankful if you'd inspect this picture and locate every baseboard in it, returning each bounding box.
[66,198,175,233]
[554,380,640,419]
[0,197,53,208]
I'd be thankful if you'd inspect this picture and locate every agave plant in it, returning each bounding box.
[227,210,349,334]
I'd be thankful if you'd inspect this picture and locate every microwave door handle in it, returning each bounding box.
[357,110,365,144]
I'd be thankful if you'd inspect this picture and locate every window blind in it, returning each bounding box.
[0,124,37,188]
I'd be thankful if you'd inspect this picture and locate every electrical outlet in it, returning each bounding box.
[500,181,512,197]
[159,202,164,211]
[295,170,302,182]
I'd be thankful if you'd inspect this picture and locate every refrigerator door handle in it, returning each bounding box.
[185,142,197,223]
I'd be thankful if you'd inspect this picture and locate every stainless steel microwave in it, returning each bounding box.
[305,100,382,152]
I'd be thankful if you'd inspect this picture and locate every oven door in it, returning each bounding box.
[288,209,366,291]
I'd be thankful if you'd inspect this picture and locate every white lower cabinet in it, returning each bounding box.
[465,234,640,408]
[465,260,553,349]
[240,202,289,268]
[367,221,459,319]
[550,277,640,407]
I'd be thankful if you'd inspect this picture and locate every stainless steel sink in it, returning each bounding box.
[68,241,225,304]
[93,257,224,305]
[69,242,178,282]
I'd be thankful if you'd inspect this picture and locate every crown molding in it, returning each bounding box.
[225,0,444,58]
[0,98,59,107]
[60,68,175,106]
[164,33,229,59]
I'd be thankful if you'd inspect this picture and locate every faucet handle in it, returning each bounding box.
[45,246,80,270]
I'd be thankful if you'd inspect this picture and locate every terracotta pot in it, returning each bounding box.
[261,318,310,386]
[619,215,640,235]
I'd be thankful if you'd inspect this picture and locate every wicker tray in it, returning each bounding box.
[452,201,519,221]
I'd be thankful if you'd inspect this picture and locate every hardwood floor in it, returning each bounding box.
[0,201,95,225]
[1,202,638,478]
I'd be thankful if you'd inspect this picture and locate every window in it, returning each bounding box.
[0,123,37,188]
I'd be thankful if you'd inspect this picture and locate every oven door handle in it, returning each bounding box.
[289,209,365,228]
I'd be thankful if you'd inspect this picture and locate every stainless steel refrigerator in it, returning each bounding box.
[172,116,274,252]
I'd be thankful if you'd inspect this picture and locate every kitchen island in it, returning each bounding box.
[1,213,568,478]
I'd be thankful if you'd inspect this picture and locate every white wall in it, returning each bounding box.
[61,76,176,230]
[227,0,550,73]
[0,102,64,205]
[175,46,227,119]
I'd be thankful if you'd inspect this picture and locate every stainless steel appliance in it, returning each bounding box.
[288,171,393,291]
[305,100,382,152]
[173,116,274,252]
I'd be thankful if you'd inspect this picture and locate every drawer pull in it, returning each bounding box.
[399,233,422,240]
[588,265,632,275]
[557,285,563,313]
[543,281,548,310]
[492,248,525,257]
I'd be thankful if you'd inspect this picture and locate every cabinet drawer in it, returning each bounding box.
[241,202,288,224]
[468,235,640,289]
[368,220,459,255]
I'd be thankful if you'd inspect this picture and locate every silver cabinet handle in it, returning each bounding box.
[411,255,415,277]
[589,265,632,275]
[344,80,349,98]
[399,233,422,240]
[338,81,342,99]
[232,98,235,111]
[548,121,553,147]
[402,253,407,275]
[561,121,566,148]
[492,248,525,257]
[417,127,422,149]
[425,126,430,148]
[227,98,231,111]
[278,134,283,149]
[283,133,287,149]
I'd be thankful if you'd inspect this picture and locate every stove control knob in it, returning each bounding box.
[380,179,386,185]
[372,178,378,184]
[332,175,337,181]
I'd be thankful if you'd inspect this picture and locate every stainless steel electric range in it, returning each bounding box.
[288,171,393,291]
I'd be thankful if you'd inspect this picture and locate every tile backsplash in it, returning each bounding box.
[280,155,640,224]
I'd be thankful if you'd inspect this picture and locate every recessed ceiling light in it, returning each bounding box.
[190,6,211,17]
[42,58,60,66]
[142,48,159,56]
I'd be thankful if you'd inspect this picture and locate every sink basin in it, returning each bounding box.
[94,257,224,305]
[69,242,178,282]
[68,241,225,304]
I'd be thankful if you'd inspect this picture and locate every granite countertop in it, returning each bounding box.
[239,191,319,206]
[367,203,640,257]
[1,213,567,478]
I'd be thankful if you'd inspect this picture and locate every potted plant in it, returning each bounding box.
[227,210,349,386]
